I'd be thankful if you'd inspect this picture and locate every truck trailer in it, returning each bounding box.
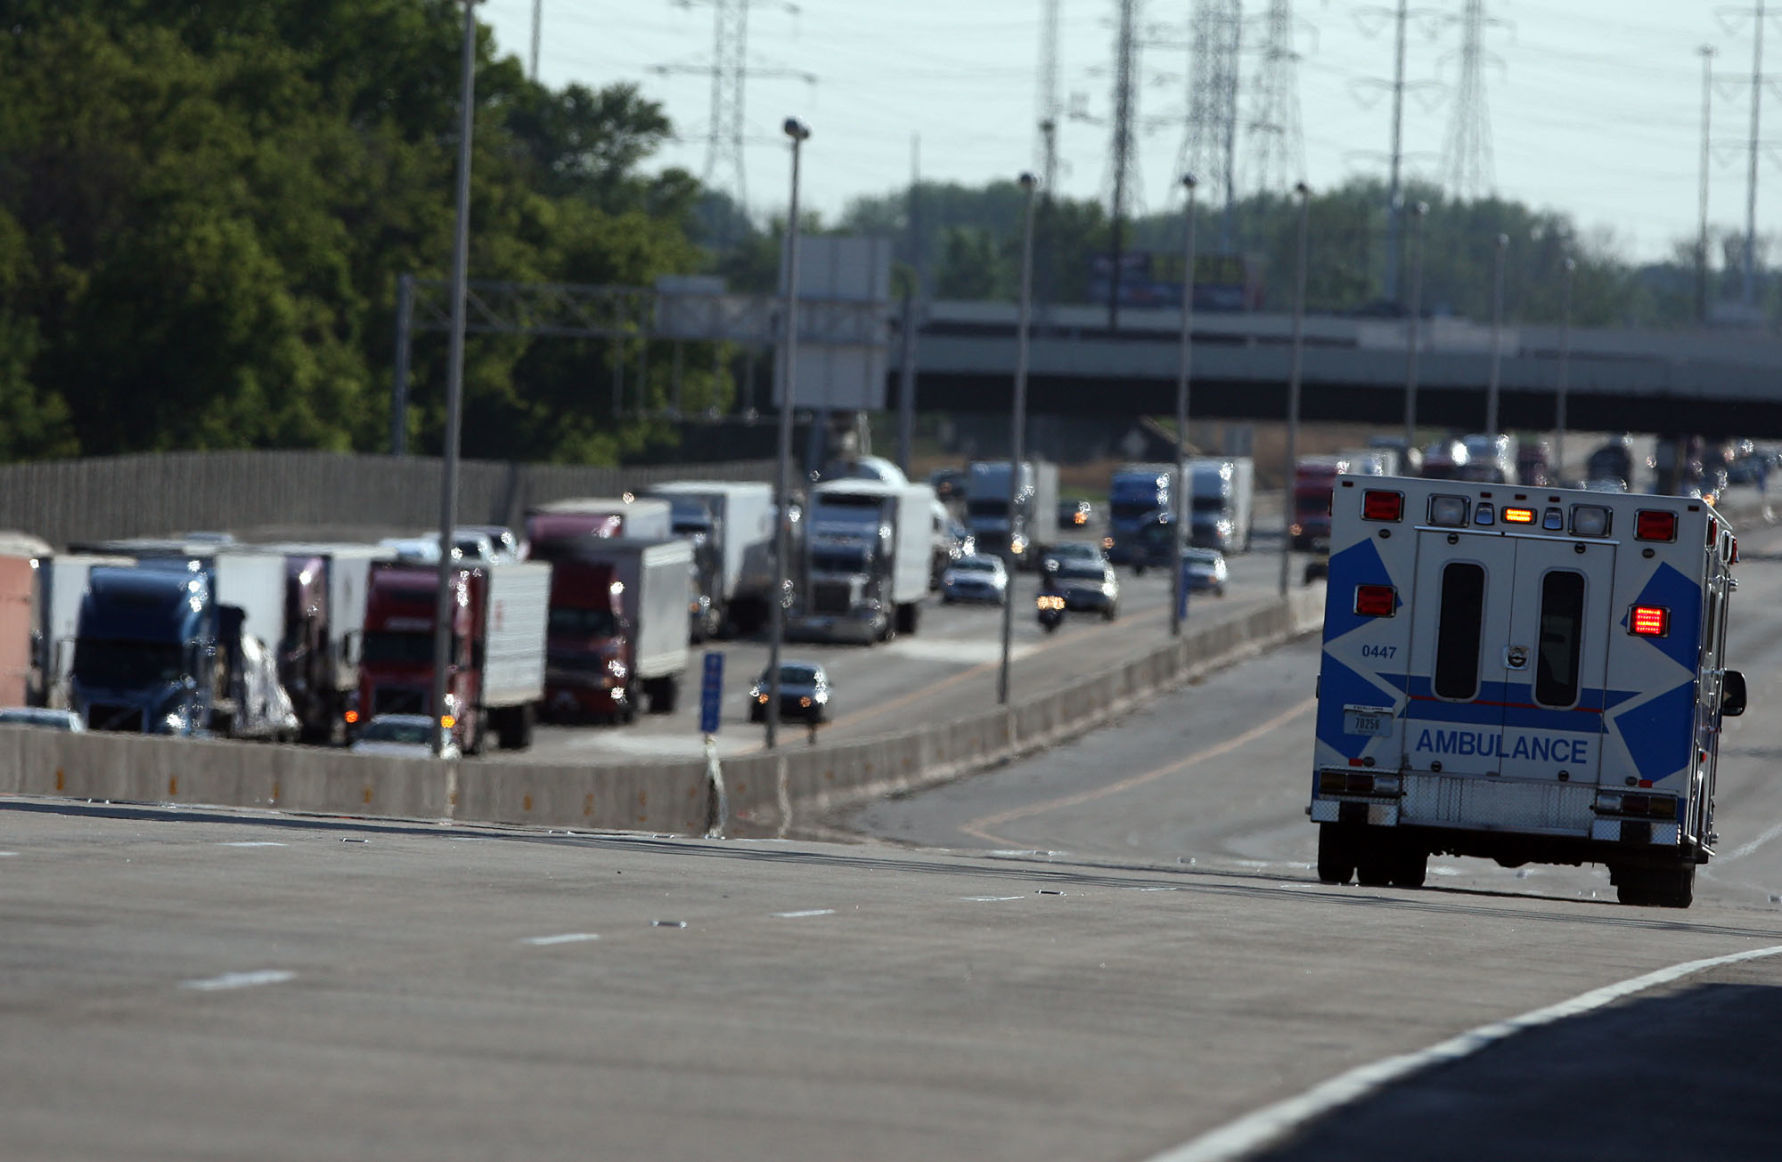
[966,459,1060,570]
[524,496,672,554]
[643,481,777,638]
[1310,475,1746,907]
[1187,456,1255,554]
[357,559,550,752]
[530,536,692,722]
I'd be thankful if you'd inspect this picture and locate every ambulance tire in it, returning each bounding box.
[1355,849,1394,888]
[1616,865,1695,908]
[1315,824,1356,885]
[1389,845,1428,889]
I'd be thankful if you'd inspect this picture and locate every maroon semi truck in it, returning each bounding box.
[355,559,550,753]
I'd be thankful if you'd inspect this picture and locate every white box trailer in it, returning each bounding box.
[1187,456,1255,553]
[39,554,135,706]
[479,560,552,707]
[643,481,777,630]
[967,459,1060,568]
[209,553,289,659]
[1310,475,1746,907]
[254,543,391,694]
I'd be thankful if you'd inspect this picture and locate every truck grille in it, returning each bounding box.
[87,704,145,733]
[811,581,853,615]
[371,687,428,717]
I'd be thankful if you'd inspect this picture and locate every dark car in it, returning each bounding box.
[1051,560,1120,620]
[1057,497,1093,530]
[746,662,831,724]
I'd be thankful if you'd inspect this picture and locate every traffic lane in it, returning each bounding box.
[851,520,1782,907]
[7,807,1782,1162]
[1248,959,1782,1162]
[493,541,1307,763]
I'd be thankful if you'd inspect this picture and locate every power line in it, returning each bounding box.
[1243,0,1307,199]
[1441,0,1507,200]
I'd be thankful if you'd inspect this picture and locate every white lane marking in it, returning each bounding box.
[1721,818,1782,862]
[522,933,600,946]
[773,909,836,919]
[181,970,296,992]
[884,639,1039,665]
[1146,943,1782,1162]
[219,841,286,848]
[961,896,1024,902]
[0,852,17,857]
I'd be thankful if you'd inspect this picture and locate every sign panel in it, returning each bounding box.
[699,650,725,735]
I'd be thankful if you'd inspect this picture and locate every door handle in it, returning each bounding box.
[1504,645,1529,670]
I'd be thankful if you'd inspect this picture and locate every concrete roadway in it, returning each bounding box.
[490,503,1298,765]
[7,490,1782,1161]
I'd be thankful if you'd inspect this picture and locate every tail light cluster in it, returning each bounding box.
[1319,770,1402,797]
[1595,792,1678,819]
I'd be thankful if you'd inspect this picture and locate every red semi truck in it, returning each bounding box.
[356,559,550,753]
[530,536,692,724]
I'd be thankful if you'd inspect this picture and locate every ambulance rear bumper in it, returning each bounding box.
[1311,770,1683,847]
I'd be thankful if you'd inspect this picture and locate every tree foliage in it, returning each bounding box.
[0,1,720,464]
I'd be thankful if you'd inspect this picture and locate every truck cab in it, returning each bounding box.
[358,564,486,750]
[1104,463,1173,565]
[539,555,634,721]
[1310,475,1746,907]
[794,480,930,644]
[72,564,215,735]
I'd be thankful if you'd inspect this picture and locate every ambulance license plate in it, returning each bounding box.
[1343,705,1394,736]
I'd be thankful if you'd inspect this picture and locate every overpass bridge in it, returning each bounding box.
[893,301,1782,437]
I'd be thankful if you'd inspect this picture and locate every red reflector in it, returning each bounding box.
[1707,517,1718,546]
[1362,490,1404,521]
[1354,584,1396,617]
[1731,536,1740,564]
[1501,507,1535,524]
[1631,605,1669,636]
[1635,510,1677,542]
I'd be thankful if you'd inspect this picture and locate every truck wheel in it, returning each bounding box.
[647,676,679,715]
[895,602,919,636]
[1617,865,1695,908]
[1390,844,1428,888]
[497,703,535,750]
[1355,845,1394,887]
[1315,824,1355,885]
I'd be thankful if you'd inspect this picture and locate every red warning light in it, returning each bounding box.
[1630,606,1669,637]
[1634,510,1677,542]
[1354,584,1397,617]
[1361,490,1404,521]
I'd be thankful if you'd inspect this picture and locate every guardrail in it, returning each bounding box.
[0,587,1324,837]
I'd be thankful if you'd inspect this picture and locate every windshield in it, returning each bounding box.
[1059,563,1106,580]
[965,499,1008,518]
[761,665,819,685]
[362,631,454,665]
[73,640,184,687]
[549,607,618,637]
[361,719,433,745]
[955,558,998,573]
[1190,497,1227,513]
[1108,500,1157,520]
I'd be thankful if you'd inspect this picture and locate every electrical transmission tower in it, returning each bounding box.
[1037,0,1063,192]
[654,1,813,221]
[1243,0,1306,198]
[1178,0,1243,247]
[1106,0,1143,329]
[1440,0,1504,199]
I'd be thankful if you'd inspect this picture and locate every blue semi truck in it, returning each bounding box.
[71,557,297,740]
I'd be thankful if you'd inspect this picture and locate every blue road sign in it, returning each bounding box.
[699,651,725,734]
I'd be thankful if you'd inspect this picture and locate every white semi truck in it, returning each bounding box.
[1186,456,1255,554]
[643,481,777,637]
[966,459,1060,570]
[791,479,934,644]
[1310,475,1746,908]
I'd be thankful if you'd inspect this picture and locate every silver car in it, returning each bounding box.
[941,555,1008,604]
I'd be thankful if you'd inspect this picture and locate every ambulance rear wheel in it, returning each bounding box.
[1389,844,1428,889]
[1616,865,1695,908]
[1355,849,1394,888]
[1316,824,1356,885]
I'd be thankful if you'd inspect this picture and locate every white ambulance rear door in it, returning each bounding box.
[1400,528,1615,784]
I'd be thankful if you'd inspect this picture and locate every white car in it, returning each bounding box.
[1181,548,1229,597]
[349,713,460,759]
[941,555,1009,604]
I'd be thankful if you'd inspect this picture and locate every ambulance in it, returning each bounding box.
[1309,475,1747,908]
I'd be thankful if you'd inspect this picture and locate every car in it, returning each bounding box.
[1041,540,1107,573]
[1049,559,1120,620]
[348,713,459,759]
[0,707,84,732]
[1181,547,1229,597]
[941,554,1008,604]
[1057,497,1093,529]
[746,662,831,724]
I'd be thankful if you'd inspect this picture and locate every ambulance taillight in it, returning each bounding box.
[1630,606,1669,637]
[1361,490,1403,522]
[1635,510,1677,542]
[1354,584,1397,617]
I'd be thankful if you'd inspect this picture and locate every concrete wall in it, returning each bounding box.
[0,589,1324,838]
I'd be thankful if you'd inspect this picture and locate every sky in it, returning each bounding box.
[479,0,1772,265]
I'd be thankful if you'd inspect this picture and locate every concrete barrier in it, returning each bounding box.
[1,588,1325,837]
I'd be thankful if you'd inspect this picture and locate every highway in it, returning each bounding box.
[6,498,1782,1160]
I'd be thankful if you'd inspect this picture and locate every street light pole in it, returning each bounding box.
[430,0,480,757]
[1556,256,1575,484]
[1402,201,1427,461]
[1279,182,1310,598]
[1171,174,1198,639]
[765,117,810,750]
[998,173,1039,705]
[1485,232,1508,440]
